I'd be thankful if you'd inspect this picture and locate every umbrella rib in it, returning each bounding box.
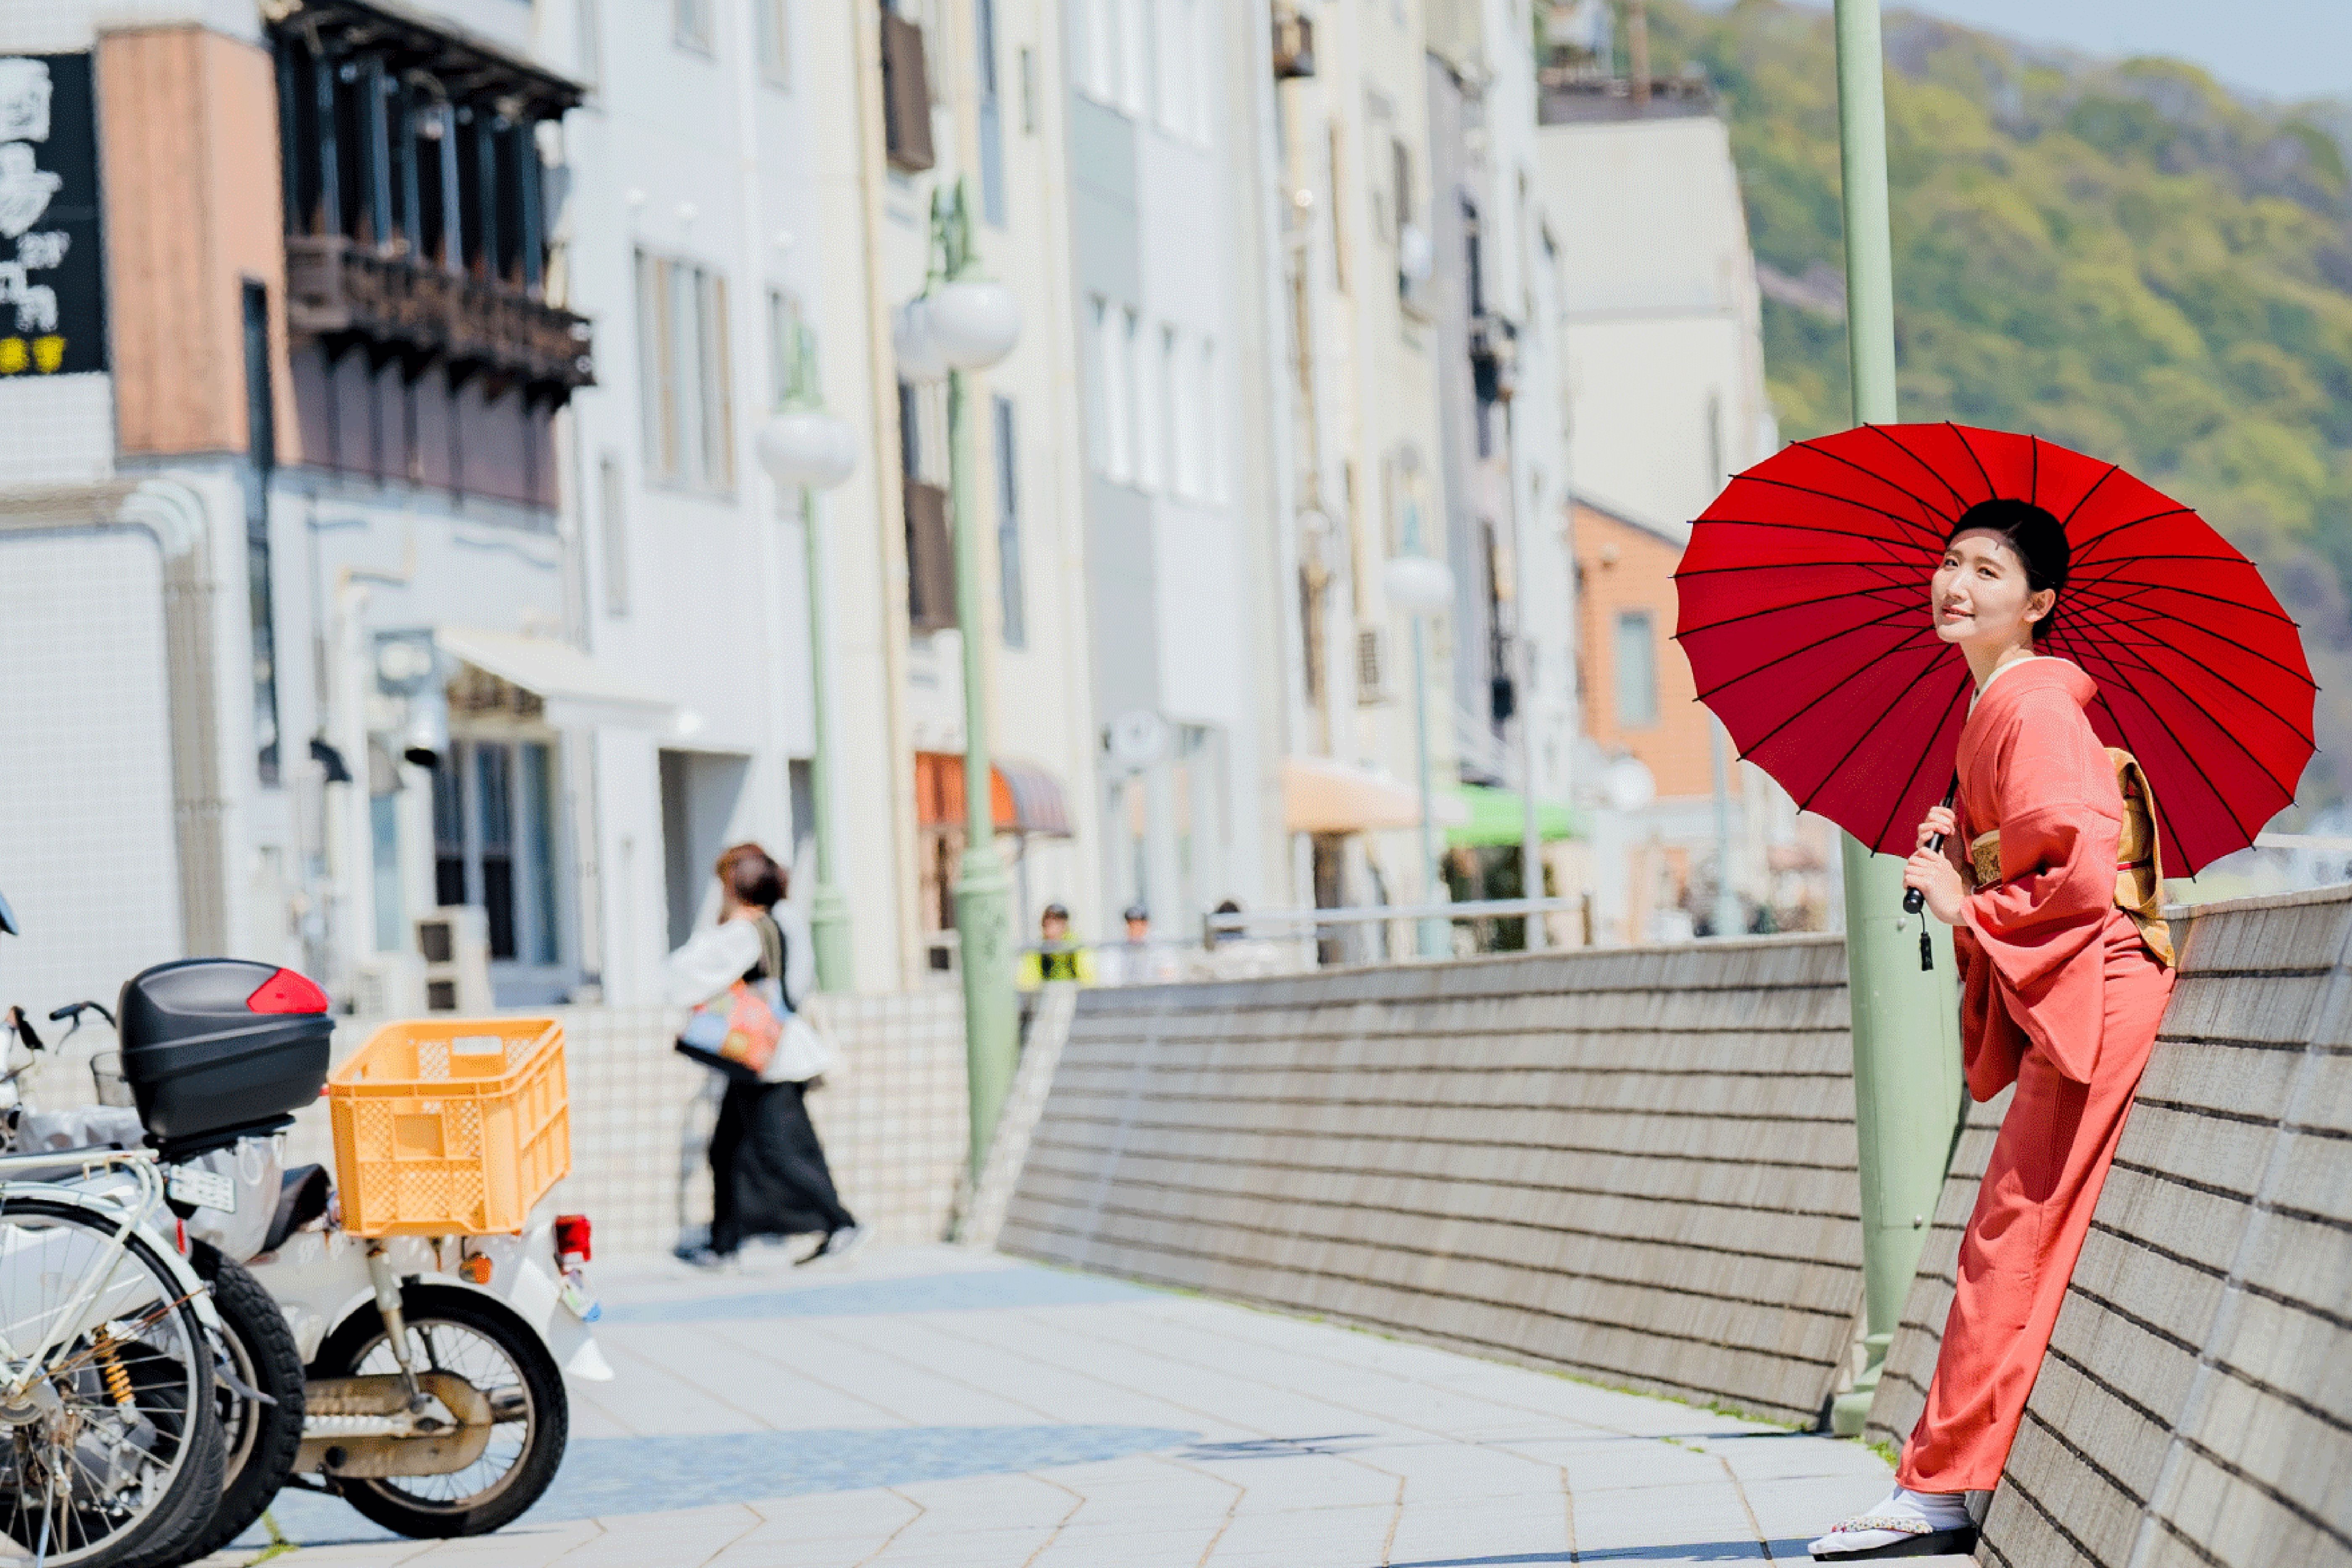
[2055,595,2318,753]
[2058,613,2301,813]
[2059,580,2316,687]
[1676,582,1930,643]
[2065,572,2304,631]
[1722,619,1953,760]
[2029,436,2041,511]
[2058,461,2124,528]
[1948,422,2000,503]
[1868,666,1974,856]
[2068,507,2199,563]
[1678,515,1942,557]
[1674,558,1936,582]
[1685,598,1938,703]
[1790,632,1968,822]
[2066,639,2265,856]
[1784,443,1957,535]
[1866,424,1974,513]
[1722,475,1952,547]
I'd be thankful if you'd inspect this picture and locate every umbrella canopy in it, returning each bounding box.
[1674,423,2314,876]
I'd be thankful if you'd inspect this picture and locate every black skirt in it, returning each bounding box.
[707,1078,856,1253]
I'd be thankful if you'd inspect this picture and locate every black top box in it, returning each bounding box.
[117,960,334,1155]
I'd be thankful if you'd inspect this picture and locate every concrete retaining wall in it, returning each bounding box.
[1866,888,2352,1566]
[31,993,973,1258]
[996,936,1866,1426]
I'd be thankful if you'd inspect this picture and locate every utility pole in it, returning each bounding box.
[1829,0,1964,1436]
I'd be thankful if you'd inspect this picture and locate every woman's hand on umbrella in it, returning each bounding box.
[1905,841,1967,924]
[1914,805,1956,851]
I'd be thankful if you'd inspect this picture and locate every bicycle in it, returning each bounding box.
[0,1146,226,1567]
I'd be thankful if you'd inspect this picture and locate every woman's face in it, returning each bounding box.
[1932,528,2053,651]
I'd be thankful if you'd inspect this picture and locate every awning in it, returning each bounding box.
[1446,786,1582,848]
[434,627,677,730]
[1282,756,1472,835]
[914,753,1075,838]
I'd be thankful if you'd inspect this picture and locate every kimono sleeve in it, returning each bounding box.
[1958,688,2123,1083]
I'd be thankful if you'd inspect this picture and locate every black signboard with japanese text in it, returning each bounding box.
[0,52,104,377]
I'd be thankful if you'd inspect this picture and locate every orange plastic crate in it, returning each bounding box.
[327,1019,570,1237]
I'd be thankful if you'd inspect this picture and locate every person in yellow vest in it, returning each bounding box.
[1016,902,1095,988]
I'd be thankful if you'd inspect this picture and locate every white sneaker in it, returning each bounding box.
[795,1223,868,1266]
[1808,1487,1976,1560]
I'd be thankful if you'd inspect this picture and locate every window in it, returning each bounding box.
[995,396,1026,648]
[1200,336,1224,501]
[1119,0,1149,115]
[1169,326,1197,498]
[756,0,790,84]
[1093,297,1130,480]
[635,251,733,490]
[766,288,804,411]
[673,0,714,52]
[1081,0,1116,102]
[430,739,565,967]
[243,281,282,786]
[598,451,628,616]
[575,0,602,86]
[1328,123,1348,292]
[1158,324,1181,495]
[976,0,1005,225]
[1614,610,1659,728]
[1133,311,1159,490]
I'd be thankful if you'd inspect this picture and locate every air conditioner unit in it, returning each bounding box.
[1357,627,1392,705]
[352,953,426,1018]
[413,906,493,1014]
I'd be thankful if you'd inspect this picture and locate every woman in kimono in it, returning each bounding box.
[1810,500,2175,1561]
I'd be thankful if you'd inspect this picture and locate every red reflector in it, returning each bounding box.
[247,968,330,1015]
[555,1214,591,1262]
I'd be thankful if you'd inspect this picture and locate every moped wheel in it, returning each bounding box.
[166,1242,306,1565]
[0,1196,226,1568]
[312,1286,568,1538]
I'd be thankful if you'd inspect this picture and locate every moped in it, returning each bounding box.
[2,890,610,1562]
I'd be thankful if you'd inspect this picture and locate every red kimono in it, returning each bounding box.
[1899,658,2175,1494]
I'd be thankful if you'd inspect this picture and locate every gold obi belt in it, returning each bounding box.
[1967,748,2174,967]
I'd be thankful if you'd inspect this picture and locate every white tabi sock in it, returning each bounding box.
[1808,1487,1974,1558]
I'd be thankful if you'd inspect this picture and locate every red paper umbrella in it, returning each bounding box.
[1674,423,2314,876]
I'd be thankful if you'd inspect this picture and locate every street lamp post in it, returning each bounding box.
[904,181,1024,1178]
[1829,0,1963,1436]
[1384,551,1455,958]
[756,329,859,991]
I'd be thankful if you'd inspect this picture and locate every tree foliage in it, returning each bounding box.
[1647,0,2352,809]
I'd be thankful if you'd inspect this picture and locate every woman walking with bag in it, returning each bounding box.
[666,843,864,1268]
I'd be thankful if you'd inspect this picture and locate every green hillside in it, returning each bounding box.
[1648,0,2352,809]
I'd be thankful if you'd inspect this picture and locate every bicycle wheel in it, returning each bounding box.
[313,1287,568,1539]
[166,1243,304,1566]
[0,1194,225,1568]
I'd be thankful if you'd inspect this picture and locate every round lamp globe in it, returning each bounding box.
[927,279,1022,370]
[1382,553,1455,615]
[894,298,948,383]
[757,411,858,490]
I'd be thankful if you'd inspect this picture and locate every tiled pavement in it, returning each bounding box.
[204,1245,1969,1566]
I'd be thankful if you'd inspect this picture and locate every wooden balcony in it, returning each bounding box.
[285,234,594,397]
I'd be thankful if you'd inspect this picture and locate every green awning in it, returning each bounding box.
[1445,787,1582,847]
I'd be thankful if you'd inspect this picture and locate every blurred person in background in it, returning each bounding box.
[1110,904,1180,986]
[667,843,864,1269]
[1017,902,1094,987]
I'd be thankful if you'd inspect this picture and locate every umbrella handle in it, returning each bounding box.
[1902,779,1961,948]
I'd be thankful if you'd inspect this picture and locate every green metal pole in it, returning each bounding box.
[1830,0,1964,1437]
[950,361,1017,1177]
[1411,616,1447,958]
[798,484,853,991]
